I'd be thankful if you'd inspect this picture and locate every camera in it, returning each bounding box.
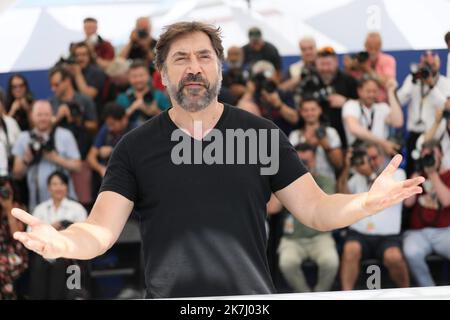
[419,153,435,170]
[57,54,77,66]
[29,131,55,165]
[137,28,149,39]
[442,109,450,120]
[350,149,367,167]
[410,63,432,84]
[352,51,370,64]
[66,101,83,120]
[252,72,277,94]
[315,126,327,140]
[0,176,11,200]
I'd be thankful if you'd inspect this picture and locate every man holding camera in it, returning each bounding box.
[66,42,108,117]
[403,139,450,286]
[120,16,157,64]
[11,101,81,210]
[238,60,298,135]
[338,143,410,289]
[116,60,170,126]
[289,97,343,182]
[83,17,115,70]
[298,47,358,148]
[342,78,403,156]
[397,50,450,175]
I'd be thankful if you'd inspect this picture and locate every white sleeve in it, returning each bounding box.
[7,117,22,146]
[396,74,413,105]
[288,130,301,147]
[342,100,360,120]
[326,127,342,149]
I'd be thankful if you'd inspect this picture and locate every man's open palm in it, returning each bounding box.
[12,208,67,259]
[364,154,425,215]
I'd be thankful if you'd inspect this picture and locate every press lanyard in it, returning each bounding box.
[359,103,375,131]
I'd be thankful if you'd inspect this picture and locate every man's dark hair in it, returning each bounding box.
[129,59,149,72]
[47,170,69,186]
[83,17,97,24]
[294,143,316,154]
[155,21,224,71]
[445,31,450,44]
[102,102,126,121]
[299,96,321,108]
[71,41,95,64]
[357,77,379,89]
[48,66,72,81]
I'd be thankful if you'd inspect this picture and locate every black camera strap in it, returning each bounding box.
[359,103,375,132]
[416,78,436,126]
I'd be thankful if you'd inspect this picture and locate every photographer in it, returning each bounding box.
[0,176,28,299]
[279,37,317,91]
[5,74,34,130]
[242,27,282,76]
[28,170,87,299]
[119,16,157,65]
[337,143,410,290]
[397,50,450,175]
[116,60,170,126]
[11,101,81,210]
[269,143,339,293]
[419,99,450,170]
[222,46,248,105]
[289,97,343,182]
[238,60,298,135]
[403,139,450,286]
[345,32,396,103]
[342,78,403,156]
[66,42,108,117]
[298,47,358,147]
[0,94,21,175]
[83,17,115,70]
[87,103,134,197]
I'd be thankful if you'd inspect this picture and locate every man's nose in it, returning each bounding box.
[186,57,202,74]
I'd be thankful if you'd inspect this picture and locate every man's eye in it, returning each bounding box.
[200,55,211,59]
[176,57,186,61]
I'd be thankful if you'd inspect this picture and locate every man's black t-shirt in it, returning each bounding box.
[100,104,308,298]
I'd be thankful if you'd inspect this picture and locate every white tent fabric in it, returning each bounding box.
[0,0,449,73]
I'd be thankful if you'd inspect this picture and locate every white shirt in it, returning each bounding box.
[288,126,341,182]
[0,143,7,175]
[397,74,450,133]
[342,99,391,146]
[0,115,21,154]
[348,169,405,235]
[30,197,87,230]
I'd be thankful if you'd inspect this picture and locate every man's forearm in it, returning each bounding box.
[313,192,369,231]
[279,103,299,125]
[60,221,114,260]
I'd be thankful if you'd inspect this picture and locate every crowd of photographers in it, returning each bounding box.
[0,17,449,298]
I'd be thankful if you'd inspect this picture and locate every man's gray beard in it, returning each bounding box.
[166,76,222,113]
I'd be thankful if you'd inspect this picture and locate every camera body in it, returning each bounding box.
[442,109,450,120]
[252,72,277,94]
[315,125,327,140]
[350,149,367,167]
[137,28,149,39]
[29,131,56,165]
[0,176,11,200]
[352,51,370,64]
[417,153,436,173]
[410,63,432,84]
[297,68,334,105]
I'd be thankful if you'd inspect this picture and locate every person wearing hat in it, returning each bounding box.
[242,27,282,76]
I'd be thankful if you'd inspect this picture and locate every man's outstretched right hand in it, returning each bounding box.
[12,208,69,259]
